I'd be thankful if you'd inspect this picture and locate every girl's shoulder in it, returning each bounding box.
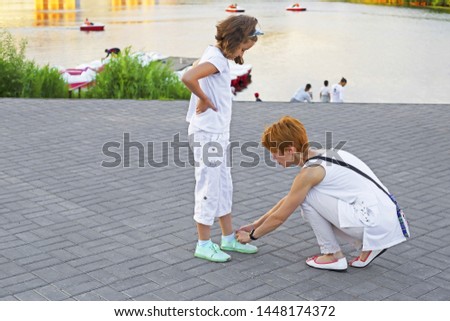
[202,46,225,58]
[199,46,228,70]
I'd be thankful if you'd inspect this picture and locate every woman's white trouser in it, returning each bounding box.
[301,189,364,254]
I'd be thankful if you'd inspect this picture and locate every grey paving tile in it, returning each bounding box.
[259,290,304,301]
[167,278,207,294]
[196,289,241,301]
[383,293,418,301]
[180,283,221,300]
[343,281,379,296]
[35,285,71,301]
[133,292,163,301]
[14,290,48,301]
[109,275,153,292]
[150,288,187,301]
[3,276,48,295]
[122,281,160,298]
[93,286,131,301]
[32,264,83,283]
[231,284,280,301]
[400,282,439,298]
[0,295,18,301]
[323,291,360,301]
[418,288,450,301]
[299,285,342,301]
[73,292,106,301]
[358,286,398,300]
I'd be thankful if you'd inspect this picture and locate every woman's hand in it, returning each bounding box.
[196,97,217,114]
[236,230,251,244]
[236,223,254,233]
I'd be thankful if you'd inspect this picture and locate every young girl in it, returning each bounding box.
[182,15,263,262]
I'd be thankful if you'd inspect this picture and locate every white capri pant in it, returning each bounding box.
[301,189,364,254]
[189,130,232,226]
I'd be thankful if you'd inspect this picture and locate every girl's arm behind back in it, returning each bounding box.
[182,62,219,113]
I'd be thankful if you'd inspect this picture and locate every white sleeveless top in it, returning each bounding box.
[303,149,407,250]
[186,46,232,134]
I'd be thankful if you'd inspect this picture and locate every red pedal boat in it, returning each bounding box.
[80,23,105,31]
[286,3,307,12]
[226,4,245,13]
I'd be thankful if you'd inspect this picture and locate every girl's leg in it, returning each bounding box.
[195,217,231,263]
[218,213,233,236]
[217,134,233,237]
[191,131,221,229]
[197,222,211,241]
[217,185,258,253]
[218,212,257,254]
[190,132,230,262]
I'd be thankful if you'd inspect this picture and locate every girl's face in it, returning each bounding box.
[230,40,255,61]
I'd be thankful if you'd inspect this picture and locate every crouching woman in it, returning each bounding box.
[237,116,409,271]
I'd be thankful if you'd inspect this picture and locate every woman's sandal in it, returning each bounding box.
[349,249,387,268]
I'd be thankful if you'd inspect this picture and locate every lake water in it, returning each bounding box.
[1,0,450,103]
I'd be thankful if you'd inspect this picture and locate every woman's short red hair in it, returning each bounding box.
[261,116,309,158]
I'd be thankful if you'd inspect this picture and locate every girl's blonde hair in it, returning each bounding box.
[215,15,259,64]
[261,116,310,160]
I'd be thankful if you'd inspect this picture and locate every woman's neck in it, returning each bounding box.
[298,149,321,166]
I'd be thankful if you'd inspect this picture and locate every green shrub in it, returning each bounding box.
[22,63,68,98]
[85,48,190,100]
[0,29,68,98]
[0,30,27,97]
[428,0,450,6]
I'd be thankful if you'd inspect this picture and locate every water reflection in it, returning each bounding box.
[110,0,157,11]
[35,0,79,10]
[34,12,76,26]
[34,0,79,26]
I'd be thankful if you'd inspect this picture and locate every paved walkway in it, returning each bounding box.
[0,99,449,301]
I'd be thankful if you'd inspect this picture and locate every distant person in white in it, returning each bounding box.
[319,80,331,103]
[290,83,312,103]
[331,77,347,103]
